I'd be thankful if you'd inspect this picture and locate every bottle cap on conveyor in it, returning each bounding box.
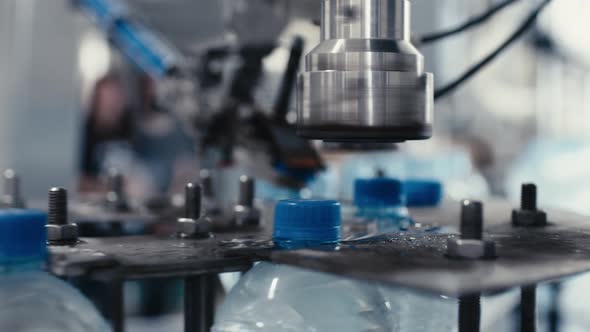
[404,180,443,207]
[354,178,404,208]
[273,199,341,247]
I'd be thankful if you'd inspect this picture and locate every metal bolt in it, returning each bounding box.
[447,200,495,260]
[185,182,202,220]
[512,183,547,227]
[238,175,255,207]
[46,187,78,244]
[200,169,214,198]
[48,187,68,225]
[521,183,537,211]
[177,183,211,238]
[234,176,260,227]
[105,169,129,212]
[1,169,25,208]
[460,200,483,240]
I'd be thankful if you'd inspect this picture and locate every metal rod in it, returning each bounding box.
[110,280,125,332]
[520,285,537,332]
[548,282,561,332]
[273,36,304,123]
[459,294,481,332]
[185,275,215,332]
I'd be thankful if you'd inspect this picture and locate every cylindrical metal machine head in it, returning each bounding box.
[297,0,433,142]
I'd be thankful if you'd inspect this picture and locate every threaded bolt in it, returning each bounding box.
[2,169,25,208]
[107,170,124,197]
[238,175,255,207]
[3,169,19,197]
[105,169,128,211]
[185,183,202,220]
[460,200,483,240]
[48,187,68,225]
[200,170,214,198]
[521,183,537,211]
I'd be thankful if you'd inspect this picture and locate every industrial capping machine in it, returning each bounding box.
[5,0,581,331]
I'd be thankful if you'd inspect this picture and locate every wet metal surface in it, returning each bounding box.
[271,202,590,296]
[49,200,590,296]
[49,228,270,280]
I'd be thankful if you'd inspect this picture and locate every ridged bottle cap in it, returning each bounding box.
[273,199,341,245]
[404,180,443,207]
[354,178,404,207]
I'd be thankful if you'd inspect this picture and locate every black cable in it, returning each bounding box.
[420,0,520,44]
[434,0,552,101]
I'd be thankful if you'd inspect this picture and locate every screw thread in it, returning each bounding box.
[460,200,483,240]
[185,183,202,219]
[48,187,68,225]
[200,170,214,198]
[238,176,255,207]
[521,183,537,211]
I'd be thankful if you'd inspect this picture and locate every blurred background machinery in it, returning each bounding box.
[3,0,590,331]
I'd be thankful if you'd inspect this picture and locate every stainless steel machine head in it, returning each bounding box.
[297,0,434,142]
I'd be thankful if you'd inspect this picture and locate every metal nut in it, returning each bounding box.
[512,209,547,227]
[177,217,212,238]
[46,223,78,242]
[447,238,496,260]
[233,205,261,227]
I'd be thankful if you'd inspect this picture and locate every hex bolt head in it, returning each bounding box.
[177,183,211,238]
[46,187,78,244]
[512,183,547,227]
[448,200,496,260]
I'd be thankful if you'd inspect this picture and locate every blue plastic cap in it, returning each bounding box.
[273,199,341,246]
[404,180,443,207]
[354,178,404,208]
[0,209,47,264]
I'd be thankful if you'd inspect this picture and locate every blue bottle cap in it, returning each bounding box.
[273,199,341,246]
[404,180,443,207]
[354,178,404,208]
[0,209,47,264]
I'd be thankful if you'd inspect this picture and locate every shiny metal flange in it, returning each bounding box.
[297,0,434,142]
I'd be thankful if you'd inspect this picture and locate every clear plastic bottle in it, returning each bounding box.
[346,178,411,238]
[212,199,398,332]
[0,209,111,332]
[380,287,457,332]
